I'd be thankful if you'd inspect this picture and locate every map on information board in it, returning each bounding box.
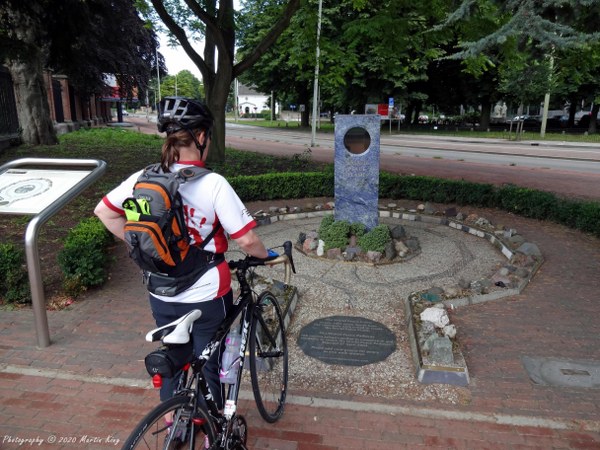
[0,168,92,215]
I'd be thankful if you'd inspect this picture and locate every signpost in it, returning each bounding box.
[0,158,106,348]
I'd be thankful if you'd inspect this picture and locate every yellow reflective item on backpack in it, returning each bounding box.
[123,198,151,221]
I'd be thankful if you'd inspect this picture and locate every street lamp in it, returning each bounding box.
[310,0,323,147]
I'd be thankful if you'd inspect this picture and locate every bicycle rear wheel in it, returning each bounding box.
[122,395,216,450]
[249,291,288,423]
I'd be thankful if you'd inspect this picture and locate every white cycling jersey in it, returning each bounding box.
[101,161,256,303]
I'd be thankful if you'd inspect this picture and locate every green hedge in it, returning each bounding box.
[58,217,114,296]
[0,242,30,304]
[232,171,600,238]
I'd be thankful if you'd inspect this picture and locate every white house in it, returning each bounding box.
[236,82,279,117]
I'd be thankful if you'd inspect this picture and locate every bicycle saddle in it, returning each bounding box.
[145,310,202,344]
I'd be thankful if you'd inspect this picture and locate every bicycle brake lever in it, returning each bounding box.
[283,241,296,274]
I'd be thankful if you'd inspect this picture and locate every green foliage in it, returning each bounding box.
[0,243,30,304]
[230,172,334,202]
[319,218,352,251]
[57,217,114,296]
[160,70,204,99]
[350,222,366,237]
[227,170,600,238]
[358,225,391,253]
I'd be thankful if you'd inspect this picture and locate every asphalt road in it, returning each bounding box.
[127,116,600,200]
[225,122,600,200]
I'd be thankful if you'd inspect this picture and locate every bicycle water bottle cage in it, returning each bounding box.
[145,309,202,344]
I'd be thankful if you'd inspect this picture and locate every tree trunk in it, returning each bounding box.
[479,99,491,129]
[589,102,599,134]
[5,4,57,146]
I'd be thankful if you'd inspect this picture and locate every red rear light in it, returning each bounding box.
[183,363,191,371]
[192,417,207,426]
[152,374,163,388]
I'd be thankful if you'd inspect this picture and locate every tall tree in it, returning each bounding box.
[0,0,159,145]
[443,0,600,130]
[141,0,301,163]
[161,70,204,99]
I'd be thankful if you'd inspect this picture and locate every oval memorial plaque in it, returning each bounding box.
[298,315,396,366]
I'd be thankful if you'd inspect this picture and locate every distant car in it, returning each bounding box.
[122,110,130,116]
[418,114,429,124]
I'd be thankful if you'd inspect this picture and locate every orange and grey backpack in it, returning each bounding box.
[122,163,222,296]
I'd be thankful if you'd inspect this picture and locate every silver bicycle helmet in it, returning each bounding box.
[157,97,214,135]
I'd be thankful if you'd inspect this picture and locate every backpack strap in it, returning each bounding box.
[175,165,223,250]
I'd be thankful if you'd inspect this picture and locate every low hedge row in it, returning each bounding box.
[233,171,600,238]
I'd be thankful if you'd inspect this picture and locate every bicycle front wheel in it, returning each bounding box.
[121,395,216,450]
[249,291,289,423]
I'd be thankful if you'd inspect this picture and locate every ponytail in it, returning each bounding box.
[160,129,195,172]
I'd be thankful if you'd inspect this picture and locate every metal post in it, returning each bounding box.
[310,0,323,147]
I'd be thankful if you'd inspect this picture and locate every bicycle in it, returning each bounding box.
[121,241,296,450]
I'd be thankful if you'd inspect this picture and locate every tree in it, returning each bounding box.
[238,0,453,125]
[161,70,204,99]
[140,0,301,163]
[443,0,600,131]
[0,0,160,145]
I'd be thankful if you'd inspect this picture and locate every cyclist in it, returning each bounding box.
[94,96,271,411]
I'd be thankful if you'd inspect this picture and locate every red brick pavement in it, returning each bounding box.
[1,121,600,448]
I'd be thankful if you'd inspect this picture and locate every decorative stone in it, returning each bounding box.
[420,307,450,328]
[334,115,380,231]
[395,240,409,257]
[405,237,420,252]
[456,212,465,221]
[443,324,457,339]
[458,278,470,289]
[423,202,435,214]
[429,336,454,365]
[443,285,460,298]
[327,248,342,260]
[366,250,382,263]
[269,206,279,213]
[384,241,397,260]
[516,242,542,258]
[444,207,457,217]
[302,238,314,253]
[316,239,325,256]
[390,225,406,239]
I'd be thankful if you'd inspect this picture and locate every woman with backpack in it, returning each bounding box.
[94,96,272,411]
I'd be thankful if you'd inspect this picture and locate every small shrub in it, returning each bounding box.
[0,243,30,304]
[58,217,113,296]
[358,225,391,253]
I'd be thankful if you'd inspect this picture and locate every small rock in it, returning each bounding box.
[423,202,435,214]
[316,240,325,256]
[387,203,397,209]
[405,237,420,252]
[384,241,397,260]
[456,212,465,221]
[326,201,335,209]
[390,225,406,239]
[420,307,450,328]
[417,203,425,211]
[458,278,470,289]
[302,238,314,253]
[430,336,454,365]
[297,232,306,245]
[444,207,457,217]
[366,250,382,263]
[395,240,409,257]
[443,285,460,298]
[326,248,342,260]
[516,242,542,258]
[269,206,279,214]
[443,324,457,339]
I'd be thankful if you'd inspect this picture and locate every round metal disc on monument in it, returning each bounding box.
[297,315,396,366]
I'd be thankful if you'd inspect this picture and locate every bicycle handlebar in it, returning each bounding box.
[228,240,296,285]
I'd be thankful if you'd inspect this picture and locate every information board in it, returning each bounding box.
[0,168,92,214]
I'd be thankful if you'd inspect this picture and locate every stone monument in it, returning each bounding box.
[334,115,380,230]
